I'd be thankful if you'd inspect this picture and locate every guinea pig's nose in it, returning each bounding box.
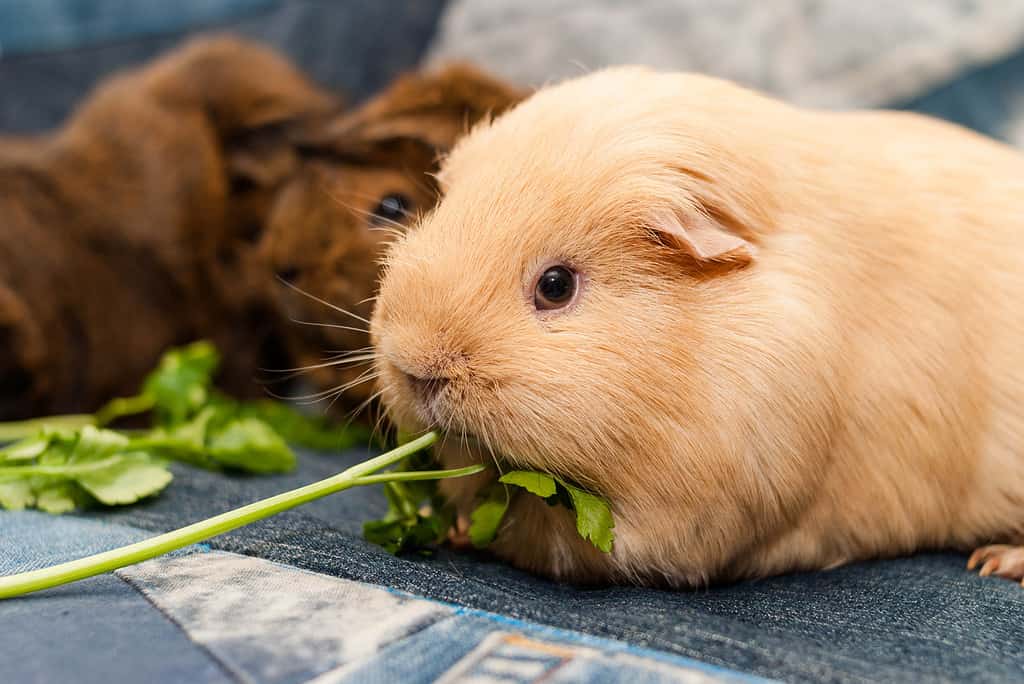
[275,265,301,284]
[402,371,450,403]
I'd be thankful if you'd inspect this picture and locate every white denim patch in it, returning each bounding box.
[117,551,768,684]
[117,552,452,684]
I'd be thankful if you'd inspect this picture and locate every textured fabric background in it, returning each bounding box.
[427,0,1024,109]
[0,0,447,133]
[31,448,1019,684]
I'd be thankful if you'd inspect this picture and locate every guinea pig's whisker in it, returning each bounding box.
[290,318,369,335]
[272,368,380,405]
[320,371,382,411]
[368,391,396,446]
[327,192,411,233]
[276,277,371,326]
[345,189,422,222]
[260,354,376,375]
[366,226,405,241]
[320,346,375,360]
[258,357,375,386]
[347,386,388,423]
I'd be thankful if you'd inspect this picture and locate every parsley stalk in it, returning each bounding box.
[0,414,95,442]
[0,431,482,600]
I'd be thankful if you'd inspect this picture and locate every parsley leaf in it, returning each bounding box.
[142,340,219,425]
[556,479,615,553]
[498,470,557,498]
[0,426,173,511]
[206,418,295,474]
[468,484,509,549]
[231,399,371,452]
[362,478,453,555]
[461,469,615,553]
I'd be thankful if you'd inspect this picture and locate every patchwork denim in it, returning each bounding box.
[2,447,1018,683]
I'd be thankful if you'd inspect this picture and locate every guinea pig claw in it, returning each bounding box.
[968,545,1024,583]
[446,514,473,550]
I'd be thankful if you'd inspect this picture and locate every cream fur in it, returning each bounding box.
[370,67,1024,587]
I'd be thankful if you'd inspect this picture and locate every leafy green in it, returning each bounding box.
[0,431,483,600]
[558,479,615,553]
[468,484,509,549]
[0,340,371,513]
[0,426,173,511]
[360,450,455,555]
[207,419,295,473]
[141,340,219,424]
[231,399,372,452]
[0,481,33,510]
[461,469,615,553]
[498,470,557,498]
[364,460,616,555]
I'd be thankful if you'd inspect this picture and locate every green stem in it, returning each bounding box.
[353,465,485,485]
[0,415,96,443]
[0,457,124,479]
[95,394,156,427]
[0,431,443,600]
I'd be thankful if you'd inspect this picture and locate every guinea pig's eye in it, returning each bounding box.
[534,265,578,311]
[370,193,412,225]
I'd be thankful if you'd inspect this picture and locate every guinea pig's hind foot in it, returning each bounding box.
[967,545,1024,586]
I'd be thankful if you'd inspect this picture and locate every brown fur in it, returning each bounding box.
[0,36,337,418]
[259,65,525,412]
[372,67,1024,587]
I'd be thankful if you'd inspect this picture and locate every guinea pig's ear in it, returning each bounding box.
[651,208,756,269]
[145,35,342,189]
[146,35,340,135]
[296,62,526,154]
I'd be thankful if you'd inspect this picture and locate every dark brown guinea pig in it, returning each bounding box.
[259,65,524,413]
[0,36,337,419]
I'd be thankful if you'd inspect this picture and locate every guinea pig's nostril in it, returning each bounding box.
[402,371,450,402]
[275,266,301,284]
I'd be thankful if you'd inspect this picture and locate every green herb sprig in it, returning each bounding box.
[0,341,369,513]
[0,342,616,600]
[362,459,616,555]
[0,432,487,599]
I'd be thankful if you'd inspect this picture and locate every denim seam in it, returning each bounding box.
[214,539,874,682]
[115,570,252,684]
[204,549,777,683]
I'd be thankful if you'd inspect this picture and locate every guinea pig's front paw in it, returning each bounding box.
[489,493,617,585]
[968,545,1024,586]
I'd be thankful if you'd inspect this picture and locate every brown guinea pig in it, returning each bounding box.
[259,65,524,413]
[370,67,1024,588]
[0,36,336,419]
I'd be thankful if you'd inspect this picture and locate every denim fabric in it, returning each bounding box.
[0,513,229,684]
[115,550,761,683]
[332,610,764,683]
[0,0,276,56]
[120,551,455,684]
[0,0,447,133]
[901,46,1024,146]
[67,448,1024,683]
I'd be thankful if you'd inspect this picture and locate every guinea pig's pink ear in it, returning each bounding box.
[651,210,756,268]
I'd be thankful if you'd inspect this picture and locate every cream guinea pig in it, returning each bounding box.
[369,66,1024,588]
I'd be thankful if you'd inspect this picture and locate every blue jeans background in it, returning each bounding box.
[42,448,1022,683]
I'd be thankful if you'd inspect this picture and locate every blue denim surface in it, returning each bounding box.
[40,448,1017,683]
[0,0,276,56]
[0,514,765,684]
[0,514,229,684]
[0,0,447,132]
[901,47,1024,145]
